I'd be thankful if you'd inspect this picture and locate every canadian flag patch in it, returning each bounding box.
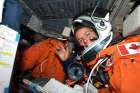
[117,42,140,56]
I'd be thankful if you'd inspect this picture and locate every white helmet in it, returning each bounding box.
[73,15,113,62]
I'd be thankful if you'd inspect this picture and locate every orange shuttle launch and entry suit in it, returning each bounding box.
[21,38,65,82]
[87,35,140,93]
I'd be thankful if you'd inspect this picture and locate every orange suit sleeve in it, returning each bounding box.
[21,43,48,71]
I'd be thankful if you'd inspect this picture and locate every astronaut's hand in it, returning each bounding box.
[55,41,70,61]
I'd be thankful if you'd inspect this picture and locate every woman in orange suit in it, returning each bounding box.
[57,15,140,93]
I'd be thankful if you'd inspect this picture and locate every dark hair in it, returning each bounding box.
[73,19,97,36]
[72,25,98,51]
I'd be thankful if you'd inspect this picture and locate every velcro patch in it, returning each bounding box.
[117,42,140,56]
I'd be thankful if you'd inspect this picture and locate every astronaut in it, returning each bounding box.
[57,14,140,93]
